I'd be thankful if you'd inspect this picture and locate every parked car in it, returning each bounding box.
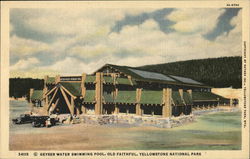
[32,116,58,128]
[12,114,34,124]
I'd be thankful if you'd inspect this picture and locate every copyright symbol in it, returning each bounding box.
[33,152,38,156]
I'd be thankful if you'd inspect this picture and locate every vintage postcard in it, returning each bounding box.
[0,1,249,159]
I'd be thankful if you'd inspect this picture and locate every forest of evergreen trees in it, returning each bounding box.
[9,78,44,98]
[9,56,242,98]
[137,56,242,88]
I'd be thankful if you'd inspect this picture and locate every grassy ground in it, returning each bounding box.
[9,100,241,150]
[110,111,241,150]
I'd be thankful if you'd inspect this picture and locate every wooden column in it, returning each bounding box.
[187,89,192,99]
[47,88,58,111]
[162,88,172,118]
[43,75,48,109]
[151,106,154,116]
[135,103,142,115]
[44,75,48,88]
[76,107,80,115]
[127,75,133,85]
[217,98,220,106]
[43,87,48,99]
[82,104,86,114]
[29,88,34,103]
[71,96,75,115]
[81,73,87,97]
[114,104,119,114]
[81,73,87,114]
[179,89,185,115]
[141,108,144,116]
[50,98,59,113]
[179,89,183,99]
[114,88,118,98]
[45,95,49,115]
[136,88,142,116]
[187,89,193,113]
[60,88,74,115]
[111,73,116,84]
[55,75,61,84]
[230,98,233,106]
[95,72,103,115]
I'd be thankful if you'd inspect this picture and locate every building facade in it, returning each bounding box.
[30,64,230,118]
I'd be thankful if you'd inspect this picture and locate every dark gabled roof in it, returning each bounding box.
[60,82,82,96]
[93,64,143,79]
[170,75,203,85]
[93,64,208,88]
[128,68,176,83]
[31,90,43,100]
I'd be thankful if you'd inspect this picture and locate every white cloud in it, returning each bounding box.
[229,9,242,35]
[167,9,224,34]
[11,8,154,60]
[10,57,40,70]
[10,8,242,78]
[20,8,154,38]
[108,19,203,59]
[108,19,167,56]
[111,55,167,67]
[26,15,99,36]
[42,57,106,75]
[68,44,115,59]
[39,55,166,76]
[213,9,242,56]
[10,35,50,57]
[107,11,242,64]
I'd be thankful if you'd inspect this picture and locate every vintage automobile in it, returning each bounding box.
[12,114,34,124]
[32,116,58,128]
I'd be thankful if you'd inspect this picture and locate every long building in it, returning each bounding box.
[29,64,230,118]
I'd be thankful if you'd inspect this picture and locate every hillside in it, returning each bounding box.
[137,56,242,88]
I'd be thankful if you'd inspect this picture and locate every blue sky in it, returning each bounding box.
[10,8,241,78]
